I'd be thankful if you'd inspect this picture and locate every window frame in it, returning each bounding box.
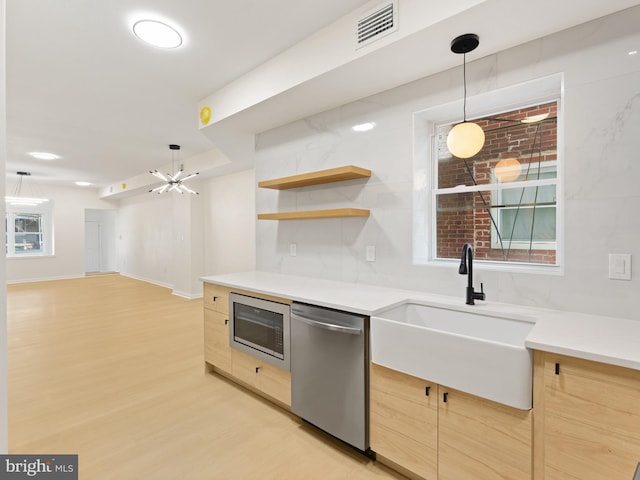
[412,73,564,274]
[6,200,54,257]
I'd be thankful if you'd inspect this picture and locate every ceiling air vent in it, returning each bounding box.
[356,1,398,49]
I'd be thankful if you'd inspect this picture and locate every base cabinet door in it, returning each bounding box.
[230,349,260,388]
[438,386,532,480]
[539,353,640,480]
[370,363,438,479]
[371,363,532,480]
[258,363,291,407]
[204,308,231,373]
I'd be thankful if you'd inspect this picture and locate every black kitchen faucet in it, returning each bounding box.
[458,243,486,305]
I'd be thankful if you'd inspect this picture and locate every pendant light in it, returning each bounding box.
[149,144,199,194]
[5,171,49,206]
[446,34,485,159]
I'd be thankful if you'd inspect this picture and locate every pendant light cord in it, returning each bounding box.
[13,175,24,197]
[463,53,467,122]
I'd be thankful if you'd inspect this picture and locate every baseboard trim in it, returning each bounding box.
[172,289,203,300]
[119,272,173,290]
[7,274,86,285]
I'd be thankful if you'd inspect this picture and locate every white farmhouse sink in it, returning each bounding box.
[371,301,535,410]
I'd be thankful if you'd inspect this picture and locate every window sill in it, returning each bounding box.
[7,254,56,260]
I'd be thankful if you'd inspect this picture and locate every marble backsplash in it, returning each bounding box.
[255,6,640,320]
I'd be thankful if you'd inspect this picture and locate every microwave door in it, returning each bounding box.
[234,304,283,358]
[228,293,291,371]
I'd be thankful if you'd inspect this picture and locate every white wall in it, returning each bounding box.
[117,184,205,297]
[6,185,117,283]
[117,190,175,288]
[0,0,8,453]
[203,169,256,275]
[255,6,640,321]
[170,185,205,298]
[117,170,255,297]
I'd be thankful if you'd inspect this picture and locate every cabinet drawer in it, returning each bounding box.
[203,283,230,313]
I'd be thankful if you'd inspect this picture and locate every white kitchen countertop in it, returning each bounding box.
[201,270,640,372]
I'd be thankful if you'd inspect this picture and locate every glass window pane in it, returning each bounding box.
[436,191,477,258]
[500,184,556,206]
[500,208,556,242]
[6,209,50,257]
[14,233,43,253]
[436,189,557,265]
[437,102,558,190]
[15,214,42,233]
[433,101,558,266]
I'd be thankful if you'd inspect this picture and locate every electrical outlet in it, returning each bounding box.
[608,253,631,280]
[290,243,297,257]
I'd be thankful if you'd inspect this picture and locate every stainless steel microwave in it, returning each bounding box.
[229,293,291,371]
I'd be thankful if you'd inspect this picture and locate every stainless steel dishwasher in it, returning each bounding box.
[290,302,370,454]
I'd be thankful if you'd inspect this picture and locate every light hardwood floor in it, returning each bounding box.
[7,275,405,479]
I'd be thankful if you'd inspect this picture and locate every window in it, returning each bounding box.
[491,161,557,251]
[6,199,54,257]
[432,101,560,267]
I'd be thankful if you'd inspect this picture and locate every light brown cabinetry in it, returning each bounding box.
[534,352,640,480]
[371,363,532,480]
[203,282,292,408]
[370,363,438,479]
[231,349,291,407]
[203,283,231,374]
[438,386,532,480]
[203,282,230,313]
[204,309,231,373]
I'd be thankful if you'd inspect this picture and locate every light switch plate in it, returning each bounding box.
[608,253,631,280]
[290,243,297,257]
[366,245,376,262]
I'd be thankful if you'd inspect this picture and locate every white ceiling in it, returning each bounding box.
[6,0,371,187]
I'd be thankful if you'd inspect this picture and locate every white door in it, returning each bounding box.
[85,221,101,273]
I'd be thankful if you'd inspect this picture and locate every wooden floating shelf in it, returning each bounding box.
[257,208,370,220]
[258,165,371,190]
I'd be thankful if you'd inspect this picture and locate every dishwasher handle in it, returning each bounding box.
[291,312,362,335]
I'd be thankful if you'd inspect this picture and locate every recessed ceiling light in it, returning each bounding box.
[29,151,59,160]
[629,50,638,56]
[133,19,183,48]
[75,181,92,187]
[352,122,376,132]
